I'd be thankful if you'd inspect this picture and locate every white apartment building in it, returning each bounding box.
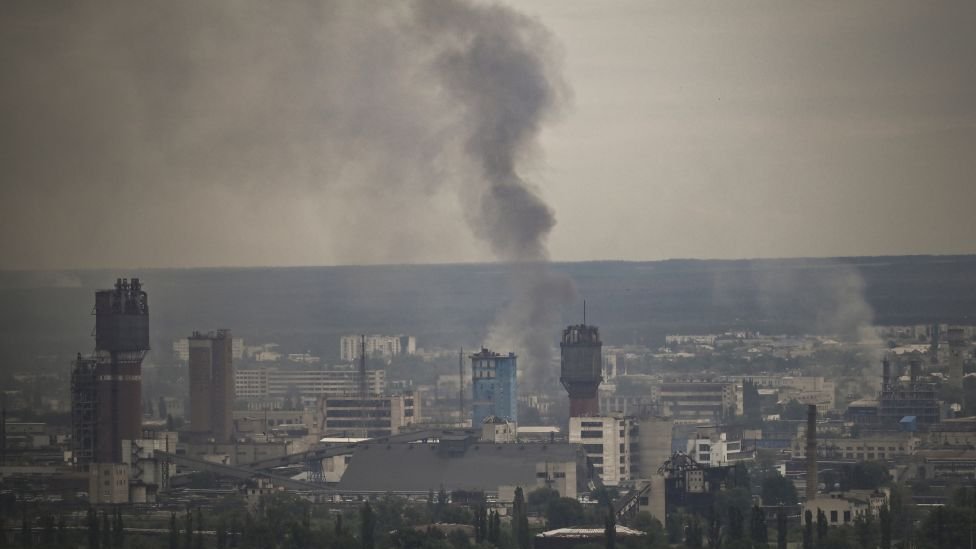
[235,368,386,400]
[569,415,636,486]
[339,335,416,362]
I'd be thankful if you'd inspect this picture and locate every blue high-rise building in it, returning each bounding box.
[470,348,517,426]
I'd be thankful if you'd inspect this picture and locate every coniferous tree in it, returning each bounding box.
[816,509,827,547]
[335,513,343,537]
[776,510,787,549]
[360,502,375,549]
[216,520,227,549]
[728,505,744,542]
[183,509,193,549]
[39,515,55,548]
[21,512,32,548]
[57,515,66,549]
[100,513,110,549]
[604,502,616,549]
[513,487,530,549]
[803,510,813,549]
[879,505,892,549]
[88,508,99,549]
[194,508,204,549]
[169,514,179,549]
[113,508,124,549]
[750,504,768,546]
[685,516,703,549]
[0,517,6,549]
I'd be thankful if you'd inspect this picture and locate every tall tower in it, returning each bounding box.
[470,348,517,426]
[560,324,603,417]
[93,278,150,463]
[947,327,966,389]
[188,330,234,441]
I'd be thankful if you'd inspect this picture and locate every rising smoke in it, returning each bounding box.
[1,0,574,385]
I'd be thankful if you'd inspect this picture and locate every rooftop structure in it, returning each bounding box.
[337,441,587,500]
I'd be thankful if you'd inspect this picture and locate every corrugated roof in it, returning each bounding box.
[536,526,646,538]
[337,442,583,493]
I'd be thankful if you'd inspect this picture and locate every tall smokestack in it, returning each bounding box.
[806,404,818,501]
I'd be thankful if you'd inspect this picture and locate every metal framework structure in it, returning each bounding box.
[70,355,98,466]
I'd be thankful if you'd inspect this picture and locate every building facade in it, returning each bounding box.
[339,335,415,362]
[569,415,636,486]
[235,367,386,400]
[314,393,419,438]
[188,330,235,441]
[470,349,518,426]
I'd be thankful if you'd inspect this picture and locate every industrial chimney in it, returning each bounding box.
[806,404,818,502]
[560,324,603,417]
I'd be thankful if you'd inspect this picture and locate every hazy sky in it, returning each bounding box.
[2,1,975,270]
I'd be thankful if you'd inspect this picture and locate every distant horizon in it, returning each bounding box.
[1,252,973,275]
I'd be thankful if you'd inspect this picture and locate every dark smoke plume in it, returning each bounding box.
[0,0,574,385]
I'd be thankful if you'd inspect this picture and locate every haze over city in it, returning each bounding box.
[3,1,976,270]
[2,2,976,549]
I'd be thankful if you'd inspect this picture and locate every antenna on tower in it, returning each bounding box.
[583,300,587,325]
[359,335,367,401]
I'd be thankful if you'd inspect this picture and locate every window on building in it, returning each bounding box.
[830,511,838,523]
[581,431,603,439]
[554,472,566,479]
[843,511,851,523]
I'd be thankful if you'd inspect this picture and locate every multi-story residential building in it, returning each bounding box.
[568,414,636,486]
[174,336,243,361]
[339,335,416,362]
[471,349,518,426]
[235,367,386,400]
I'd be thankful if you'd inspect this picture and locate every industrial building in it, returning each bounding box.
[560,324,603,417]
[470,348,517,426]
[188,330,235,441]
[568,414,636,486]
[314,393,419,438]
[235,367,386,401]
[685,426,753,467]
[947,327,967,389]
[846,357,942,427]
[336,436,588,501]
[655,382,737,420]
[71,278,150,465]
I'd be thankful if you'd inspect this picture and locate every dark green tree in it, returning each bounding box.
[685,516,703,549]
[183,509,193,549]
[169,514,179,549]
[816,509,827,547]
[513,487,530,549]
[0,517,6,549]
[762,474,798,507]
[846,461,891,491]
[879,505,891,549]
[100,513,110,549]
[604,502,615,549]
[113,509,124,549]
[776,510,787,549]
[749,504,768,546]
[194,508,204,549]
[546,498,584,529]
[216,520,227,549]
[88,508,100,549]
[803,510,813,549]
[706,513,722,549]
[853,512,876,549]
[727,505,744,542]
[21,512,32,548]
[39,515,55,548]
[360,502,375,549]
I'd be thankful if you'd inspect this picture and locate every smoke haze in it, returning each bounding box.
[1,0,574,384]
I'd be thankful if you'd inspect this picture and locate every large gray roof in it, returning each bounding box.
[337,442,584,493]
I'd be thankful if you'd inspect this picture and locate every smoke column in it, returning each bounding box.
[1,0,574,385]
[414,0,577,387]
